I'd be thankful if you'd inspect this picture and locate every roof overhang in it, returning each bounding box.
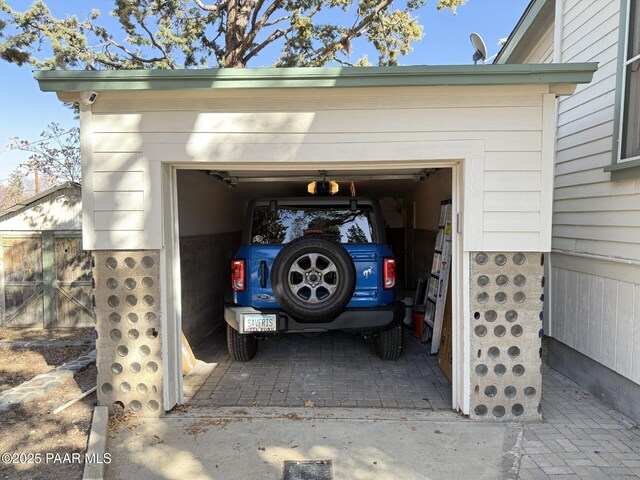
[34,63,597,100]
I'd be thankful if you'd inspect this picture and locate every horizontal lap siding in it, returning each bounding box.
[87,87,548,251]
[504,0,640,382]
[554,0,640,263]
[550,0,640,384]
[91,152,144,247]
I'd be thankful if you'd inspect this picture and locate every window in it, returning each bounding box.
[619,1,640,162]
[251,206,376,244]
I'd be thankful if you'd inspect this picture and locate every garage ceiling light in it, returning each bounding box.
[307,180,339,195]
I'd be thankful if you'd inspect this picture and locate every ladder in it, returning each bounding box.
[423,199,452,354]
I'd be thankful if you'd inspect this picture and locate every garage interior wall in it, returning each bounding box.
[177,170,243,344]
[409,169,453,289]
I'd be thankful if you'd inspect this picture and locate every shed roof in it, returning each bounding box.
[0,182,82,232]
[34,63,595,96]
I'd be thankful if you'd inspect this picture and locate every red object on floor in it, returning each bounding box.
[413,307,426,339]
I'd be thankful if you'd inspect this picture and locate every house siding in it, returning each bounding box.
[522,20,555,64]
[504,0,640,384]
[83,85,556,253]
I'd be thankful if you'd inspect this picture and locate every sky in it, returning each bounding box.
[0,0,530,183]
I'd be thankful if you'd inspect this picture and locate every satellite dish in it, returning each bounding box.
[470,33,487,64]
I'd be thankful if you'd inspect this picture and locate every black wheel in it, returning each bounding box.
[271,237,356,322]
[227,324,258,361]
[373,323,403,360]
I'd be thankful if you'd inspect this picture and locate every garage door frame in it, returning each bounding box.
[160,151,481,415]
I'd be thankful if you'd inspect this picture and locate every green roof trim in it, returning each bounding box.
[33,64,596,92]
[494,0,551,65]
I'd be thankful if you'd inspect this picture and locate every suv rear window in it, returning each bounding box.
[251,206,376,244]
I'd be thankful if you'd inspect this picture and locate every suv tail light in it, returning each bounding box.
[383,258,396,289]
[232,259,246,291]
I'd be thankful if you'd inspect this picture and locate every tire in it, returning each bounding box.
[373,323,403,360]
[227,324,258,361]
[271,237,356,322]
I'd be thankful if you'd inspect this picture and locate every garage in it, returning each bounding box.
[34,63,596,421]
[176,166,454,409]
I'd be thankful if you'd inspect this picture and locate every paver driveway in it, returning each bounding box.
[185,330,452,409]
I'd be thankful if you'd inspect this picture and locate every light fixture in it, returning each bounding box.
[308,180,339,195]
[308,170,339,195]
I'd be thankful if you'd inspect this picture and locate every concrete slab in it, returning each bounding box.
[84,406,109,480]
[106,407,522,480]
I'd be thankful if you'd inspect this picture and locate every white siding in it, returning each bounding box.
[0,186,82,232]
[551,1,640,382]
[522,20,555,64]
[90,153,145,249]
[508,0,640,383]
[555,0,640,262]
[551,254,640,383]
[84,85,555,251]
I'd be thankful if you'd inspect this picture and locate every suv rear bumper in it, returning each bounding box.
[225,301,404,334]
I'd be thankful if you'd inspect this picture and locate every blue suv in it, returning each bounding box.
[224,197,404,361]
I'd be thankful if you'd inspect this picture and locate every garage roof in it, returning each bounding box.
[34,64,596,94]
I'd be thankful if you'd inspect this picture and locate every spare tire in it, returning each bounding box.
[272,237,356,322]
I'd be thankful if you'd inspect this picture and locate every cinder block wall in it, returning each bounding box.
[94,251,163,416]
[180,232,241,346]
[469,252,544,421]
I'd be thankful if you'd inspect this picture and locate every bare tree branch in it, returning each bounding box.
[138,18,176,68]
[246,0,282,45]
[193,0,230,14]
[244,26,291,63]
[306,0,393,63]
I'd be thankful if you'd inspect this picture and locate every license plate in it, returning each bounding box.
[243,313,277,332]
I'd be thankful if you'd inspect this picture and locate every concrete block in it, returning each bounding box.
[94,251,163,417]
[470,252,543,421]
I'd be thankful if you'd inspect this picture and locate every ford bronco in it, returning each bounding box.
[224,197,404,361]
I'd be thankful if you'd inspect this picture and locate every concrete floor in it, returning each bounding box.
[106,407,519,480]
[184,329,452,409]
[104,331,640,479]
[108,363,640,480]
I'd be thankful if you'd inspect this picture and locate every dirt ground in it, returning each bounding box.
[0,365,97,480]
[0,327,97,480]
[0,347,89,393]
[0,327,94,343]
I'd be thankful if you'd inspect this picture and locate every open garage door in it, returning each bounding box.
[165,163,463,412]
